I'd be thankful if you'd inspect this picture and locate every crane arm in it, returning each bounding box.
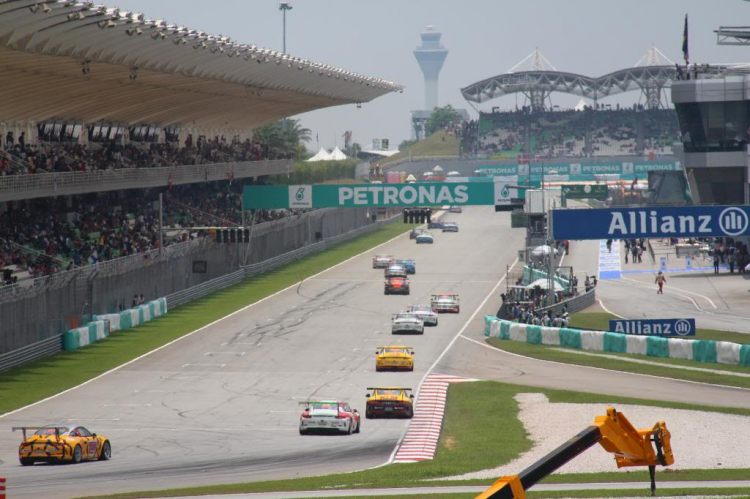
[475,407,673,499]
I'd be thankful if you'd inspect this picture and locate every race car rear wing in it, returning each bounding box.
[12,426,66,441]
[366,387,413,391]
[431,294,459,300]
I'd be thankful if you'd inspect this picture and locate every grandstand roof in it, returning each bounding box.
[0,1,403,129]
[461,66,678,104]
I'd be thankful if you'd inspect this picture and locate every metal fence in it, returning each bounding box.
[166,214,400,308]
[0,212,399,371]
[0,159,292,202]
[0,334,63,372]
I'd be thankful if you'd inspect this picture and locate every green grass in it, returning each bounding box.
[571,312,750,345]
[374,131,460,167]
[79,380,750,499]
[0,221,419,415]
[312,490,750,499]
[490,339,750,389]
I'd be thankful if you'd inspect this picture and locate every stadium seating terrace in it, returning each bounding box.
[461,106,680,158]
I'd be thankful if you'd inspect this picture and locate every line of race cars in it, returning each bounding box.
[298,212,463,434]
[14,211,463,457]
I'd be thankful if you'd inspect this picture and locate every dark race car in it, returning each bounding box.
[385,276,410,295]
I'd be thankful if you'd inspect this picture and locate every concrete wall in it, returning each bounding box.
[0,208,372,354]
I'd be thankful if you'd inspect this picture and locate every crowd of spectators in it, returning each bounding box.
[0,179,305,284]
[466,106,679,159]
[0,133,291,176]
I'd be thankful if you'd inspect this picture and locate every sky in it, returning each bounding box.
[111,0,750,151]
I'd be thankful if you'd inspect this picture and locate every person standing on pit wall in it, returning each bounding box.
[655,271,667,294]
[606,239,613,252]
[564,240,570,255]
[714,251,721,274]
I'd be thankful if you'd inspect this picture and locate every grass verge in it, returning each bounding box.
[79,380,750,499]
[0,221,419,415]
[490,339,750,389]
[313,490,750,499]
[375,131,459,167]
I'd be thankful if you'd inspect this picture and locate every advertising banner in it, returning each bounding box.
[609,318,696,337]
[244,182,502,210]
[475,161,681,179]
[551,205,750,240]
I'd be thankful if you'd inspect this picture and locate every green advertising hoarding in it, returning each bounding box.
[562,184,609,200]
[475,161,681,178]
[243,182,523,210]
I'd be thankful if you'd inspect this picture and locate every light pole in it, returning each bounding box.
[279,2,292,54]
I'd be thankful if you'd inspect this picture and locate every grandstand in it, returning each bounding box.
[0,2,400,355]
[471,107,680,158]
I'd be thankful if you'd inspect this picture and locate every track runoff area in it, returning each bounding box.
[0,182,525,499]
[4,185,750,499]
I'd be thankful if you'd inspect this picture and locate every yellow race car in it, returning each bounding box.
[14,425,112,466]
[375,346,414,372]
[365,387,414,419]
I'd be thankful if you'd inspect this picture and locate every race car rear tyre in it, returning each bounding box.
[366,407,373,419]
[20,458,34,466]
[406,407,414,419]
[346,422,354,435]
[299,428,308,435]
[72,445,82,464]
[354,420,361,433]
[99,441,111,461]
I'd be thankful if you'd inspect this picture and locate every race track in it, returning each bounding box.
[0,206,523,499]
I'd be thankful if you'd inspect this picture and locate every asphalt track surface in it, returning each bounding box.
[0,207,524,499]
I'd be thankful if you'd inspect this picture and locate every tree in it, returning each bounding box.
[253,118,312,158]
[425,105,462,136]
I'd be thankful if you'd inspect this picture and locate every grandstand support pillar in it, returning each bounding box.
[526,90,548,112]
[642,81,664,110]
[158,193,163,256]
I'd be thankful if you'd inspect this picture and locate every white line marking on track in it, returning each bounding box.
[181,363,226,368]
[385,257,518,466]
[0,223,413,421]
[203,351,246,356]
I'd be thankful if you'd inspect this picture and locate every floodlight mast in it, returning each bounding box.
[279,2,292,54]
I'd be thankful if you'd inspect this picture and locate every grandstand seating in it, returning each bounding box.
[0,179,306,285]
[465,107,679,158]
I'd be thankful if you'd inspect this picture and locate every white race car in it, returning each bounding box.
[372,254,394,269]
[299,400,361,435]
[392,313,425,334]
[416,232,434,244]
[407,305,439,327]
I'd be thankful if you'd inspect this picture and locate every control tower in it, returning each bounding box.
[414,26,448,111]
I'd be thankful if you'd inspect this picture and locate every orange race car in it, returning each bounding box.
[14,425,112,466]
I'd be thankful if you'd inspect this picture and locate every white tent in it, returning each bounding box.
[526,279,564,291]
[307,148,332,162]
[405,174,417,183]
[329,146,348,161]
[574,98,588,111]
[433,165,444,172]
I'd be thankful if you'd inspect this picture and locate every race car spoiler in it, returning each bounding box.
[12,427,67,440]
[366,387,413,391]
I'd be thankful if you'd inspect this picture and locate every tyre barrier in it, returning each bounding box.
[0,477,5,499]
[94,298,167,333]
[484,316,750,367]
[63,298,168,351]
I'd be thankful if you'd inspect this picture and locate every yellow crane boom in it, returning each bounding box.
[476,407,674,499]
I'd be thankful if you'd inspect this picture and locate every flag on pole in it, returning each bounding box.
[682,14,689,64]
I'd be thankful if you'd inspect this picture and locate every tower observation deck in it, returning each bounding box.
[414,26,448,111]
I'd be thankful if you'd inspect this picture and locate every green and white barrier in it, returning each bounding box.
[63,298,168,351]
[484,316,750,367]
[63,321,109,351]
[522,266,570,289]
[94,298,168,333]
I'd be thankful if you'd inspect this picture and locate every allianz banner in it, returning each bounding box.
[243,182,510,209]
[552,205,750,240]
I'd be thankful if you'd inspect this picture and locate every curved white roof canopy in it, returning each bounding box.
[0,1,403,129]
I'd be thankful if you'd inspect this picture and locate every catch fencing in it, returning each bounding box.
[0,208,396,369]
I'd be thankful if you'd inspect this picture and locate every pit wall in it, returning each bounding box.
[484,317,750,367]
[63,298,168,351]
